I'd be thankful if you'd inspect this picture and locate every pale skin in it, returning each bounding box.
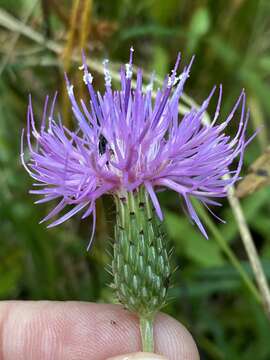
[0,301,200,360]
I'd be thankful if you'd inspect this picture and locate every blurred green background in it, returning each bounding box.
[0,0,270,359]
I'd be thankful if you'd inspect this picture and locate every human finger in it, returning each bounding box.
[0,301,199,360]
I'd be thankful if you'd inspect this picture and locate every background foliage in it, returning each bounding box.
[0,0,270,359]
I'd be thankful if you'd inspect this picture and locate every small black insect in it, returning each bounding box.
[98,134,107,155]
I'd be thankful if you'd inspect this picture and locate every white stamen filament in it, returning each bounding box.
[125,63,133,79]
[67,84,74,96]
[83,72,93,85]
[103,59,112,87]
[167,74,181,88]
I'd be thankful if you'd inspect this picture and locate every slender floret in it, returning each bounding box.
[21,49,252,245]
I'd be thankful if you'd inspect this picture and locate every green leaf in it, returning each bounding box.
[189,7,210,37]
[152,45,169,78]
[187,7,210,52]
[165,210,224,267]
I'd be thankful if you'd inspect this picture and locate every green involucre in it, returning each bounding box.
[112,187,171,317]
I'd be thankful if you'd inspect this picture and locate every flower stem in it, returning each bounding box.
[140,315,154,352]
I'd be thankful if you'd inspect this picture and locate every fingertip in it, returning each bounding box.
[155,312,200,360]
[106,352,168,360]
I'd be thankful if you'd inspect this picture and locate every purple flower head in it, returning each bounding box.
[21,48,253,247]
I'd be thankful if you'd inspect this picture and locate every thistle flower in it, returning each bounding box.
[21,48,253,353]
[21,48,251,245]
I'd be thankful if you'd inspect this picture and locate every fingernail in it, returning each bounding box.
[106,352,168,360]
